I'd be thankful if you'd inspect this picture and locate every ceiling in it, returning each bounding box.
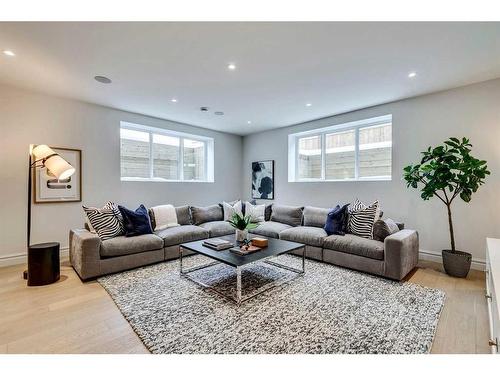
[1,22,500,135]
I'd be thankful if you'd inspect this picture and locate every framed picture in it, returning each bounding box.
[252,160,274,200]
[34,147,82,203]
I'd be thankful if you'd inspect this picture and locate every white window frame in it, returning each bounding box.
[120,121,214,183]
[288,114,392,182]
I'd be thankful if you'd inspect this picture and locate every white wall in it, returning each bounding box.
[0,84,243,262]
[242,78,500,262]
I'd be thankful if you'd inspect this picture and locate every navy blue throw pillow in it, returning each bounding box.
[324,203,350,236]
[118,204,153,237]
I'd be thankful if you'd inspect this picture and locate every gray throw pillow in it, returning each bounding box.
[373,218,400,241]
[303,206,330,228]
[175,206,192,226]
[190,205,223,225]
[270,205,303,227]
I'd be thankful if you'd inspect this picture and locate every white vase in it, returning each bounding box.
[235,229,248,242]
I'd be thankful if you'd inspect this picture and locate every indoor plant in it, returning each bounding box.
[228,212,259,242]
[403,137,489,278]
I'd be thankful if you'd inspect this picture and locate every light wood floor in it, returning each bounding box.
[0,258,490,354]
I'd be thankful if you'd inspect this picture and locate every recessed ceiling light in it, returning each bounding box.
[171,98,177,103]
[408,72,417,78]
[306,103,312,107]
[3,50,15,57]
[247,121,252,124]
[214,111,224,116]
[94,75,112,84]
[227,63,236,70]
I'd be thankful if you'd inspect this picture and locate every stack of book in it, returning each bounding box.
[202,238,233,250]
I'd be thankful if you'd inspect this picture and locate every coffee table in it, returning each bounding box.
[179,235,305,305]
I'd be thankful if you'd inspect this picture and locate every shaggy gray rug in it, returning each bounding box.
[98,255,445,354]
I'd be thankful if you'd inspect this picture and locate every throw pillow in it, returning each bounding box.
[82,201,125,240]
[222,200,243,221]
[347,199,379,239]
[270,205,303,227]
[349,198,382,221]
[324,203,350,235]
[118,204,153,237]
[190,205,224,225]
[150,204,179,231]
[373,218,400,241]
[244,201,265,222]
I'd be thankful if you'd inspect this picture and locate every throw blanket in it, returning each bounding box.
[151,204,179,231]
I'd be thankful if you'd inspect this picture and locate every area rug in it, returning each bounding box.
[98,255,445,354]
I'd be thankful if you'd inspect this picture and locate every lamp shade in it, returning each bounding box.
[32,144,76,180]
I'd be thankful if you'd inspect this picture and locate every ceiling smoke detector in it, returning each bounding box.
[94,75,112,84]
[214,111,224,116]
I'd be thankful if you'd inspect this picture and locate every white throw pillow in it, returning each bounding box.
[151,204,179,231]
[244,201,265,223]
[222,201,243,221]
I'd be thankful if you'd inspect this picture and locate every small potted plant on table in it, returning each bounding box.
[403,137,489,278]
[228,212,259,243]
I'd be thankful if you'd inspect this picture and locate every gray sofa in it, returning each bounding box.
[70,203,419,281]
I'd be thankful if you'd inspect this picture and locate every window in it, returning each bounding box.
[288,115,392,182]
[120,122,214,182]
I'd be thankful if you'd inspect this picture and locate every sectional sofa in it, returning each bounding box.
[69,203,419,281]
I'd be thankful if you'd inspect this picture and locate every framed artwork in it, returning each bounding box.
[34,147,82,203]
[252,160,274,200]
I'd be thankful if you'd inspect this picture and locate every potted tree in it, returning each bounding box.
[403,137,489,278]
[228,212,259,242]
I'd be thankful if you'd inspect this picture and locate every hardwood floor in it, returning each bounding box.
[0,258,490,354]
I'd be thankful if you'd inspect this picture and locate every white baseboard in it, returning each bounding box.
[419,249,485,271]
[0,247,69,268]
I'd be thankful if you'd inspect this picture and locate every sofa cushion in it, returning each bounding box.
[175,206,192,226]
[303,206,330,228]
[270,205,303,227]
[155,225,209,247]
[100,234,163,257]
[323,234,384,260]
[190,205,223,225]
[373,218,400,241]
[279,226,328,247]
[249,221,291,238]
[198,221,235,237]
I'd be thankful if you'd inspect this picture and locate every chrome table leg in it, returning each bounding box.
[236,267,242,305]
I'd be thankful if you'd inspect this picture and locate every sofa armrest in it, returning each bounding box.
[69,229,102,280]
[383,229,419,280]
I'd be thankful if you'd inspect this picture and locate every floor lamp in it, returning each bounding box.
[24,144,76,286]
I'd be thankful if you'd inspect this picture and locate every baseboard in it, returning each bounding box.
[0,247,69,268]
[419,249,485,271]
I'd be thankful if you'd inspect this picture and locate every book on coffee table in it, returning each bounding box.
[203,238,233,251]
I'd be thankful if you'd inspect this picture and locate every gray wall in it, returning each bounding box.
[0,84,243,261]
[242,78,500,261]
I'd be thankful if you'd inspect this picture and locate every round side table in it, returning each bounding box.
[23,242,61,286]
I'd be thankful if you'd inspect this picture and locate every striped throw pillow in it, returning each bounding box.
[348,199,379,239]
[83,201,125,240]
